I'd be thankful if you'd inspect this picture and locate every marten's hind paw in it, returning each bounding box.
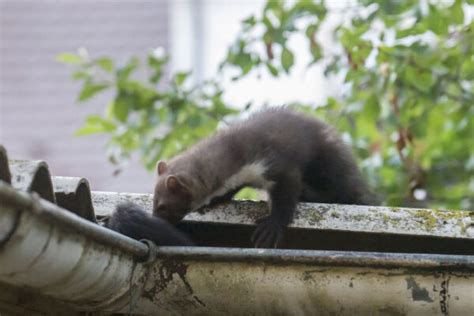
[251,216,283,248]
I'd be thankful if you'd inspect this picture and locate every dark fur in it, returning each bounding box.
[154,108,377,248]
[106,203,194,246]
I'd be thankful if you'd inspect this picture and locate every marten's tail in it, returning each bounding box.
[106,202,194,246]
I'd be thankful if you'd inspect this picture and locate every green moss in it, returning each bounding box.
[382,214,390,224]
[380,212,402,226]
[308,210,324,225]
[412,209,438,231]
[430,209,463,220]
[407,208,472,233]
[351,214,368,221]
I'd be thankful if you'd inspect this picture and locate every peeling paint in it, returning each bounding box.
[143,259,206,309]
[406,277,434,302]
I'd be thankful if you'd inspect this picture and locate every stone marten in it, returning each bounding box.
[152,108,377,248]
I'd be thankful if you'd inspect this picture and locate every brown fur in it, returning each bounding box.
[153,107,377,247]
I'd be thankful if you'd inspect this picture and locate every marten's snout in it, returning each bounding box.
[153,204,185,224]
[164,214,184,224]
[154,212,184,224]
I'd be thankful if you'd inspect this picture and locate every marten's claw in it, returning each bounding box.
[252,216,283,248]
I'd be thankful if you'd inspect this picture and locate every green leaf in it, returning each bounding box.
[305,24,318,39]
[379,1,414,15]
[57,53,83,65]
[404,66,434,93]
[148,53,168,83]
[309,42,322,63]
[117,57,139,82]
[242,15,257,28]
[396,23,427,39]
[72,71,90,80]
[95,57,114,73]
[75,115,116,136]
[449,0,464,25]
[75,125,106,136]
[175,71,190,86]
[281,47,294,73]
[426,5,448,35]
[234,187,259,200]
[78,82,109,101]
[460,58,474,80]
[111,98,129,123]
[266,62,279,76]
[293,1,326,19]
[365,93,380,122]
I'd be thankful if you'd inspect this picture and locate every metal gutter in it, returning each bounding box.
[0,181,149,314]
[140,246,474,315]
[0,181,147,257]
[1,182,473,315]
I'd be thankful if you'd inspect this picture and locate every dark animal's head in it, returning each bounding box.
[153,161,193,224]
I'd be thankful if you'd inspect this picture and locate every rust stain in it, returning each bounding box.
[439,275,450,315]
[142,259,206,308]
[405,277,434,302]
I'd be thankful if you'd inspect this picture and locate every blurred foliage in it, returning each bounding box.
[57,50,237,170]
[60,0,474,209]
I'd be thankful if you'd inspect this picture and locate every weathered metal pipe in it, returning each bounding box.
[0,182,148,257]
[136,245,474,316]
[0,182,150,313]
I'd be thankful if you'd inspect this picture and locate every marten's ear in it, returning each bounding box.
[166,175,188,193]
[157,161,167,176]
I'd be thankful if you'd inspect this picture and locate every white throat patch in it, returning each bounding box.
[191,160,272,211]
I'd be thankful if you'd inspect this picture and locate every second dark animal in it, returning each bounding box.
[106,203,194,246]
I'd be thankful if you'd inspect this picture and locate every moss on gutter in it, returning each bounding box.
[409,209,471,233]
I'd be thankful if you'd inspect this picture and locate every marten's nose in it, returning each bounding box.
[155,213,183,224]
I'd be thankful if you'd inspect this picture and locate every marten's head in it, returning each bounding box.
[153,161,193,224]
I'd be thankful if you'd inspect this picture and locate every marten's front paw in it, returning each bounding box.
[251,216,284,248]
